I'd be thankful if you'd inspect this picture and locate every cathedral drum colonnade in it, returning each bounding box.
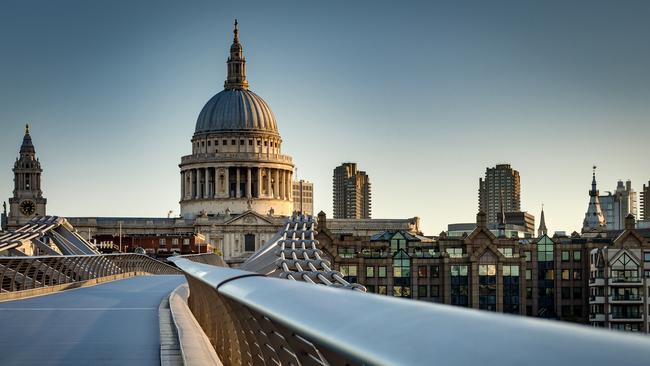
[179,21,294,219]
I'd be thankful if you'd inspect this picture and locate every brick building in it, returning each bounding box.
[317,211,650,331]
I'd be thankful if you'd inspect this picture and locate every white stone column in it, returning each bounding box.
[273,169,280,198]
[266,169,272,197]
[223,167,230,198]
[289,171,293,201]
[194,169,199,199]
[236,168,241,198]
[181,171,185,200]
[256,168,262,198]
[246,168,252,198]
[205,167,211,199]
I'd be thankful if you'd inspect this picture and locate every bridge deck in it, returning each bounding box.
[0,275,185,365]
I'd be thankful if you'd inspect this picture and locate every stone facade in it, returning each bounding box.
[292,180,314,216]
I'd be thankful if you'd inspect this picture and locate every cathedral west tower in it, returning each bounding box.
[179,21,294,218]
[7,124,47,228]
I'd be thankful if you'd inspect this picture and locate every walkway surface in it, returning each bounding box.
[0,275,186,365]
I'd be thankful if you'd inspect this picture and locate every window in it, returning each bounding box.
[479,264,497,311]
[223,140,228,145]
[366,266,374,278]
[244,234,256,252]
[525,269,532,280]
[561,287,571,299]
[339,247,355,259]
[573,251,581,262]
[159,238,166,246]
[524,251,531,262]
[339,265,358,282]
[526,287,533,299]
[611,253,639,280]
[503,265,520,314]
[240,140,244,145]
[645,252,650,262]
[231,139,236,145]
[573,269,582,280]
[430,285,439,297]
[365,285,375,293]
[390,233,407,253]
[562,251,570,262]
[446,248,463,258]
[561,269,570,280]
[418,266,427,278]
[450,265,469,307]
[430,265,439,278]
[183,238,190,246]
[393,251,411,278]
[248,139,253,145]
[378,286,387,295]
[418,285,428,298]
[171,238,179,247]
[573,305,582,318]
[537,237,554,261]
[393,286,411,298]
[572,287,582,300]
[378,266,387,278]
[498,248,513,258]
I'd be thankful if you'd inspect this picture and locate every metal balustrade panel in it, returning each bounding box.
[0,254,181,294]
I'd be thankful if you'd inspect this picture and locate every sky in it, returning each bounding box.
[0,0,649,235]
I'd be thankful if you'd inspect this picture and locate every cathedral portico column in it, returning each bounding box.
[256,168,262,198]
[288,171,293,200]
[273,169,280,198]
[266,168,272,197]
[205,167,212,198]
[236,167,241,198]
[246,168,252,198]
[224,167,230,198]
[193,169,198,199]
[181,171,185,200]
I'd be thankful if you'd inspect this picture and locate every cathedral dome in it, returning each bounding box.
[194,20,278,136]
[195,89,278,134]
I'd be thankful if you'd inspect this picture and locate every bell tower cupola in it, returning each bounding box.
[7,124,47,228]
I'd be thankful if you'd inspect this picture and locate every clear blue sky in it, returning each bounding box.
[1,0,649,235]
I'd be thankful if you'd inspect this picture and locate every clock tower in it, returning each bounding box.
[7,124,47,228]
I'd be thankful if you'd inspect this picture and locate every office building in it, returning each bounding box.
[478,164,521,225]
[333,163,371,219]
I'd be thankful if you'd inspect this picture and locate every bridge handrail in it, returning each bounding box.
[171,256,650,366]
[0,254,180,293]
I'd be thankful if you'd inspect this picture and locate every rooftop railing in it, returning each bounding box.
[171,256,650,366]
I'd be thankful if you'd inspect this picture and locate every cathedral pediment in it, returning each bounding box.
[224,210,274,226]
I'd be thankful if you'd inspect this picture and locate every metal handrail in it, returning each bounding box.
[0,254,180,292]
[171,256,650,366]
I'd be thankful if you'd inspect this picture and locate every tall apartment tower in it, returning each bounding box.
[478,164,521,225]
[599,180,638,230]
[641,181,649,221]
[333,163,371,219]
[292,180,314,216]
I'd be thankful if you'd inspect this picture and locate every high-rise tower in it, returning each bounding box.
[7,125,47,228]
[478,164,521,225]
[333,163,371,219]
[642,181,650,221]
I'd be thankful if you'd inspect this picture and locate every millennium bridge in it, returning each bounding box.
[1,216,650,365]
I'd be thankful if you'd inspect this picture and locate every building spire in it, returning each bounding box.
[582,166,607,233]
[20,123,35,157]
[538,204,547,237]
[224,19,249,90]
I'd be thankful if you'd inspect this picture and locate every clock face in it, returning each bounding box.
[20,200,36,216]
